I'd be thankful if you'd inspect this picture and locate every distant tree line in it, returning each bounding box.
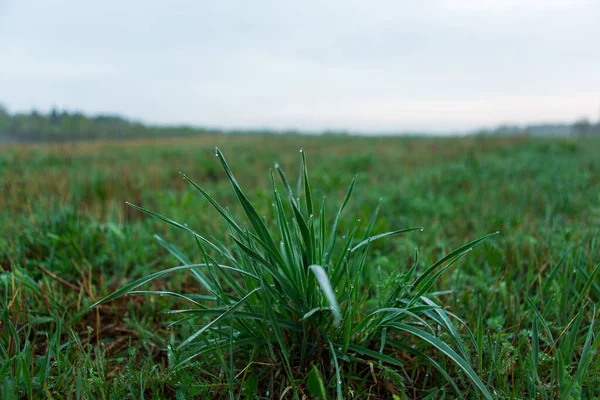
[571,118,600,136]
[474,118,600,137]
[1,103,599,142]
[0,104,213,143]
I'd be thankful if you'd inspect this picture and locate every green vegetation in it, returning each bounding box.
[0,106,212,143]
[1,135,599,399]
[1,105,599,143]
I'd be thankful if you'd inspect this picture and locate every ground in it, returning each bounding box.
[1,135,599,399]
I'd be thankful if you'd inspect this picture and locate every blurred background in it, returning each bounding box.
[1,0,599,139]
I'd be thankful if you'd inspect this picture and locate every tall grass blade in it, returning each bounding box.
[350,227,423,253]
[386,322,493,400]
[177,287,261,350]
[412,231,500,291]
[324,176,356,266]
[89,264,258,309]
[309,265,342,327]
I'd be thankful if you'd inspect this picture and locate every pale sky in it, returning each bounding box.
[1,0,599,133]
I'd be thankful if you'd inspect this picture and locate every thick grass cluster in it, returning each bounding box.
[91,148,496,398]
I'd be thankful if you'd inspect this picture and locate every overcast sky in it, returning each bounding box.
[1,1,599,132]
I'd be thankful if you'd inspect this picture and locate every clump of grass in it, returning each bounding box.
[92,148,496,398]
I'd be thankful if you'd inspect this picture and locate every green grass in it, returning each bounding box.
[1,135,599,399]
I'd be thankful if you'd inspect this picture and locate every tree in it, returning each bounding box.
[0,103,9,133]
[572,118,593,136]
[49,107,60,125]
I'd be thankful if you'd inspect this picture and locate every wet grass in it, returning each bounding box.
[1,134,599,399]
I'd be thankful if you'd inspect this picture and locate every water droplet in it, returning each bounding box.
[338,380,342,384]
[420,228,424,232]
[299,149,303,153]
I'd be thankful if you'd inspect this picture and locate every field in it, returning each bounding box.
[1,134,599,399]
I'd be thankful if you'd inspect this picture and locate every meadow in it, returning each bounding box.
[1,134,599,399]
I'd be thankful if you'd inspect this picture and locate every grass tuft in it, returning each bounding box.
[92,148,495,398]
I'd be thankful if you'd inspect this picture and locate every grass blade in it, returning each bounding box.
[412,231,500,291]
[89,264,258,309]
[387,322,493,400]
[177,287,261,349]
[324,176,356,266]
[350,227,422,253]
[309,265,341,327]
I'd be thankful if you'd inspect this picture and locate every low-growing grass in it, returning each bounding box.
[1,135,599,399]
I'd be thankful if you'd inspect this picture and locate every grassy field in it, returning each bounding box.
[1,134,599,399]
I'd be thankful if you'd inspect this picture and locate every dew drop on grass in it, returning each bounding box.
[420,228,424,232]
[338,380,342,385]
[299,149,303,153]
